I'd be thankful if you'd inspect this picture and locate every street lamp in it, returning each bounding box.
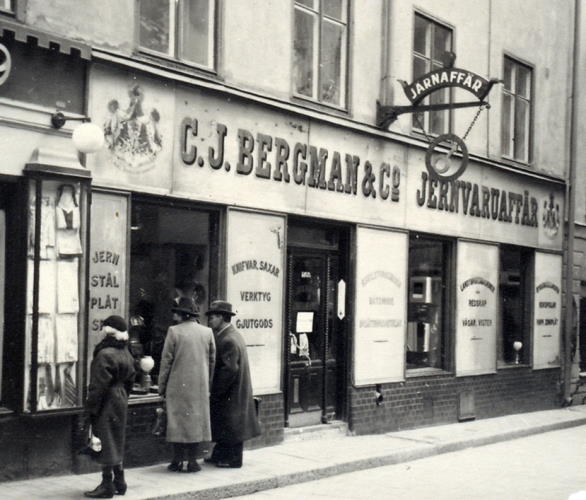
[50,111,104,154]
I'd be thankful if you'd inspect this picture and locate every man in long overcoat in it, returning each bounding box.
[206,300,261,468]
[158,298,216,472]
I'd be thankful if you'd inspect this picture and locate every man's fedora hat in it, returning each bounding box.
[172,297,199,317]
[205,300,236,316]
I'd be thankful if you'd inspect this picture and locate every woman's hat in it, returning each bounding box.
[102,315,129,341]
[205,300,236,316]
[172,297,199,317]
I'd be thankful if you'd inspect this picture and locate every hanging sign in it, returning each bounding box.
[0,43,11,86]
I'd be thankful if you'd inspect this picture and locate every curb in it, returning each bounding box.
[147,412,586,499]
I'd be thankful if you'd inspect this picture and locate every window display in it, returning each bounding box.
[25,178,88,412]
[407,234,453,370]
[498,245,533,365]
[129,200,218,391]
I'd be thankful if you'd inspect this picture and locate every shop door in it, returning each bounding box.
[286,250,346,427]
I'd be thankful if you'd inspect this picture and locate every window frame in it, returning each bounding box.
[501,55,533,164]
[0,0,14,15]
[137,0,217,73]
[292,0,350,111]
[406,232,455,374]
[497,244,534,368]
[412,12,454,136]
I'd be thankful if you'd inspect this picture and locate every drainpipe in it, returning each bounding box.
[563,0,580,404]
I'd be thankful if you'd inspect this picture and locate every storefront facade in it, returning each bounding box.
[0,1,572,482]
[82,61,565,461]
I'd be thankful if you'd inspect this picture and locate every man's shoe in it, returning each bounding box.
[167,461,183,472]
[215,461,242,469]
[186,461,202,473]
[84,481,115,498]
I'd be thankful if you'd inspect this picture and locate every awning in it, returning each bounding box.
[0,18,91,60]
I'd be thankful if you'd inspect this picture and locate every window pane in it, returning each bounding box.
[0,0,13,12]
[414,15,428,55]
[296,0,316,9]
[516,64,531,98]
[129,202,214,385]
[320,19,344,105]
[514,98,529,161]
[501,93,513,156]
[323,0,345,20]
[433,24,451,62]
[139,0,172,55]
[503,58,513,91]
[407,236,450,370]
[294,8,316,97]
[413,55,427,79]
[430,88,448,135]
[180,0,213,67]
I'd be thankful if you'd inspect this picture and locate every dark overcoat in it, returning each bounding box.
[86,336,136,465]
[158,319,216,443]
[211,323,261,443]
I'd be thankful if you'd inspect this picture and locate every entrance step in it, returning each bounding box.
[284,420,348,442]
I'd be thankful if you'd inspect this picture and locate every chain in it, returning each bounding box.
[413,111,435,144]
[462,103,489,141]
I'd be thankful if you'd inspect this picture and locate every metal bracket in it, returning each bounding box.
[376,78,502,129]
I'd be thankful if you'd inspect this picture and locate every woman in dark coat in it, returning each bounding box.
[84,315,136,498]
[206,301,261,468]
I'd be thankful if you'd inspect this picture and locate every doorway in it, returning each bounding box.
[285,221,348,427]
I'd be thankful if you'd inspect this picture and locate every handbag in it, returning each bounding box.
[152,405,167,437]
[79,425,102,460]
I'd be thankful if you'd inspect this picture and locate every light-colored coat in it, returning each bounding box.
[158,319,216,443]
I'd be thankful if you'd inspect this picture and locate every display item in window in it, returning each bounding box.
[206,300,261,469]
[157,298,216,473]
[28,195,55,260]
[57,258,79,313]
[56,184,83,257]
[84,315,135,498]
[55,314,79,363]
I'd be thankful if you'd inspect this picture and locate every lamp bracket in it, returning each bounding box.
[51,111,91,129]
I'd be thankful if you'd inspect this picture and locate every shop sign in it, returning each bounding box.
[403,68,490,104]
[226,209,284,395]
[354,227,407,385]
[0,42,11,86]
[455,241,498,376]
[179,119,402,204]
[88,193,127,360]
[533,252,562,369]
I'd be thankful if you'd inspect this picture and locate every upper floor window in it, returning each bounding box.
[501,56,532,163]
[139,0,215,70]
[293,0,348,108]
[0,0,14,14]
[412,13,452,135]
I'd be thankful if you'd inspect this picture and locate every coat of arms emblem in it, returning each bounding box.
[542,193,560,239]
[103,84,162,173]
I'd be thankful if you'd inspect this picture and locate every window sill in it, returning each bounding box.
[497,363,531,370]
[500,156,533,171]
[134,52,220,84]
[291,95,350,120]
[406,367,451,378]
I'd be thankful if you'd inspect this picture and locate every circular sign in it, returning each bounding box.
[0,43,11,86]
[425,133,469,181]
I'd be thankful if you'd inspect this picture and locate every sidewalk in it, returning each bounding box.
[3,406,586,500]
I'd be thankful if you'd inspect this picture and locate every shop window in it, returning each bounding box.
[293,0,348,108]
[407,234,453,370]
[25,174,91,412]
[0,0,14,14]
[501,56,532,163]
[498,245,532,365]
[412,13,453,135]
[138,0,215,70]
[128,199,218,394]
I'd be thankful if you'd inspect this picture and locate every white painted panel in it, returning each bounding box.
[456,241,498,376]
[354,227,407,385]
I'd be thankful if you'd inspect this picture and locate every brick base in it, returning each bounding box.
[348,368,561,435]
